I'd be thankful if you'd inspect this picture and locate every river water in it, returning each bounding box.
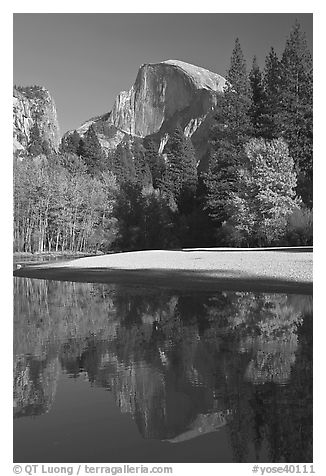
[13,277,312,463]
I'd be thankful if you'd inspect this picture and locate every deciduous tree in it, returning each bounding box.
[226,138,298,246]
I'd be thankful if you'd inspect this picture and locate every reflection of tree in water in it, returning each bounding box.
[13,355,59,418]
[248,310,313,463]
[231,293,308,385]
[13,277,312,461]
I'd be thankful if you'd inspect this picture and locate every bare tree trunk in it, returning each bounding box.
[55,231,60,252]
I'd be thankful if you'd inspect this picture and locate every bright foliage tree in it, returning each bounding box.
[225,138,298,246]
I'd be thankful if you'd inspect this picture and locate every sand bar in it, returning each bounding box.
[13,247,313,294]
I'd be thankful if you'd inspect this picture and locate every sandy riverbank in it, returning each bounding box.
[13,247,313,294]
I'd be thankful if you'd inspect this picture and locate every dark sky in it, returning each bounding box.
[13,13,313,136]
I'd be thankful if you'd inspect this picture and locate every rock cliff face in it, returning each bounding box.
[70,60,226,164]
[13,86,60,153]
[111,60,226,138]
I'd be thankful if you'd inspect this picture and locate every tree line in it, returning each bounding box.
[13,21,312,253]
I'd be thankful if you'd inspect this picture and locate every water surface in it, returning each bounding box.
[13,277,312,463]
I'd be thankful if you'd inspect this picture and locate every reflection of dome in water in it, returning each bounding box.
[164,410,231,443]
[103,352,229,441]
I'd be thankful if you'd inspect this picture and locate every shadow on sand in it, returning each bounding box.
[13,265,313,295]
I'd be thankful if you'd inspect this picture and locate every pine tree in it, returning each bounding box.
[111,141,136,184]
[143,138,166,189]
[249,56,267,137]
[60,130,82,155]
[113,181,145,251]
[162,126,198,209]
[163,126,185,197]
[27,122,45,157]
[204,38,252,226]
[279,20,313,205]
[78,125,106,175]
[131,139,152,188]
[263,47,283,139]
[142,191,174,249]
[178,137,198,214]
